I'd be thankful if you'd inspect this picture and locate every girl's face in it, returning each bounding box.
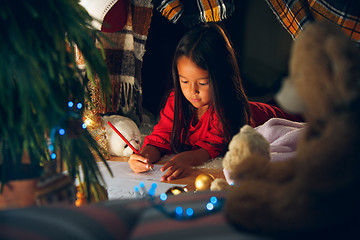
[177,56,210,115]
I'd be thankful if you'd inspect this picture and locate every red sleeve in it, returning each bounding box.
[141,92,175,154]
[249,102,303,127]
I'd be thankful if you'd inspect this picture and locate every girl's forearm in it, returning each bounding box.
[181,148,211,166]
[139,144,162,164]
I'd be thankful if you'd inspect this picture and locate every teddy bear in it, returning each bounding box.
[102,115,142,157]
[216,21,360,238]
[210,125,271,191]
[210,118,305,191]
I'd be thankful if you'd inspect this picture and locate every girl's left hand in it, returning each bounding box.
[160,148,210,181]
[160,156,192,181]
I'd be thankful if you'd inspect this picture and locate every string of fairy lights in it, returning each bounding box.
[134,182,224,220]
[48,101,87,160]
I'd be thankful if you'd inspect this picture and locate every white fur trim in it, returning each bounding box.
[80,0,119,30]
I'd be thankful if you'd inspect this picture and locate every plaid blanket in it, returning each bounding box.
[265,0,360,46]
[152,0,235,27]
[96,0,153,121]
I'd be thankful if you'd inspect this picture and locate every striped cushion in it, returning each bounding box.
[0,200,141,240]
[0,191,269,240]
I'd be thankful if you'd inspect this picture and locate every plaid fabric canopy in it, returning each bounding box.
[152,0,235,27]
[265,0,360,46]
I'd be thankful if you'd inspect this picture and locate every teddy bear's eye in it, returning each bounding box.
[135,140,139,144]
[124,144,128,149]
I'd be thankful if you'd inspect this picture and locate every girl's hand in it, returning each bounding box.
[128,145,161,173]
[128,153,154,173]
[160,155,192,181]
[160,148,211,181]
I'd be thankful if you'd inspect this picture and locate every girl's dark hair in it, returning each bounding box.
[170,23,250,153]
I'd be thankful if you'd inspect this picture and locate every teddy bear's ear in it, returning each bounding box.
[323,30,360,108]
[279,21,360,118]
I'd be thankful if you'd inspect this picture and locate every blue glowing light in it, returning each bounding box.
[59,128,65,135]
[175,206,183,215]
[186,208,194,216]
[82,123,87,129]
[48,145,54,152]
[134,186,140,192]
[139,182,145,188]
[68,101,74,108]
[160,193,167,201]
[148,188,155,196]
[151,183,157,189]
[206,202,214,211]
[210,196,218,204]
[51,153,57,159]
[76,103,83,109]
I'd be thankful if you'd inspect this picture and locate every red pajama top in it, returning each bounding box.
[142,91,302,159]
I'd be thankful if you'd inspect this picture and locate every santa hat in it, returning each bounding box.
[80,0,127,32]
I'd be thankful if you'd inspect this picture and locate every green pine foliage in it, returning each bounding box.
[0,0,113,201]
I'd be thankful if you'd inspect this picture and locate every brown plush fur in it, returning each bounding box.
[224,21,360,238]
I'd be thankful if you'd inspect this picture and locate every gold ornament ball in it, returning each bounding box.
[195,173,215,191]
[165,186,188,196]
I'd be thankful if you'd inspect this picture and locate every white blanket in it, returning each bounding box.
[256,118,306,162]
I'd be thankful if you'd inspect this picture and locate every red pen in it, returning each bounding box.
[107,121,154,170]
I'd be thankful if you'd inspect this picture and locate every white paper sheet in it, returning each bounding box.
[96,161,186,200]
